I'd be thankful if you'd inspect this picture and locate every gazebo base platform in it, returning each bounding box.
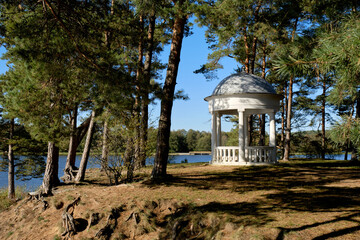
[210,161,278,166]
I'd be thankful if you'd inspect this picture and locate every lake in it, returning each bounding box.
[0,154,212,191]
[0,153,350,191]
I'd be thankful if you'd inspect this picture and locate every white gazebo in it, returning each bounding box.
[205,73,282,165]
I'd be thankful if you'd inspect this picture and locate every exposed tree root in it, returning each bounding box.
[61,196,81,239]
[61,166,78,183]
[95,207,123,240]
[26,190,49,211]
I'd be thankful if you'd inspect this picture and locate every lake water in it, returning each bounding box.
[0,154,212,191]
[0,153,349,191]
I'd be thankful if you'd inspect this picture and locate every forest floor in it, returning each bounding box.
[1,159,360,240]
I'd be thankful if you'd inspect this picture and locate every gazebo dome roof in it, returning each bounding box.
[212,73,276,96]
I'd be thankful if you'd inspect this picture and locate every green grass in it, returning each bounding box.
[0,186,27,212]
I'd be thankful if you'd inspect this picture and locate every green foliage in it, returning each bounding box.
[0,122,46,181]
[316,14,360,105]
[291,131,336,158]
[329,116,360,152]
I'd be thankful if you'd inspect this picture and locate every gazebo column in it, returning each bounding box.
[269,111,277,161]
[211,111,217,163]
[238,110,246,162]
[216,113,222,146]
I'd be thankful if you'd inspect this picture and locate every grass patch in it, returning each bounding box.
[0,186,27,212]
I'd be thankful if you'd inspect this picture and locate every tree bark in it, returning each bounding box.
[75,110,96,182]
[152,2,186,179]
[42,141,60,195]
[282,18,297,161]
[62,115,91,182]
[250,36,258,74]
[258,114,265,146]
[140,14,156,167]
[124,137,135,182]
[351,92,360,161]
[65,105,78,170]
[321,78,326,159]
[283,76,293,161]
[101,119,109,171]
[261,39,266,79]
[8,118,15,200]
[247,115,253,146]
[134,15,144,167]
[243,27,250,73]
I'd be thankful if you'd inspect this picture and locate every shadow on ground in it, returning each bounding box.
[143,160,360,238]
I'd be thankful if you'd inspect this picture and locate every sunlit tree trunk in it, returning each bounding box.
[42,141,59,195]
[282,19,298,161]
[65,105,77,170]
[75,110,96,182]
[152,2,186,179]
[283,76,293,161]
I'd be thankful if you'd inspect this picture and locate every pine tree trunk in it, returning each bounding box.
[124,137,135,182]
[139,14,156,167]
[283,76,293,161]
[134,15,144,167]
[282,19,297,161]
[75,110,96,182]
[250,36,257,74]
[42,141,60,195]
[321,79,326,159]
[101,119,109,171]
[243,28,250,73]
[247,115,253,146]
[8,118,15,200]
[65,106,78,170]
[258,114,265,146]
[261,39,266,79]
[152,4,186,179]
[351,92,360,161]
[281,85,288,156]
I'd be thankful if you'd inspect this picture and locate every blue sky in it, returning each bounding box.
[155,25,239,132]
[0,25,239,132]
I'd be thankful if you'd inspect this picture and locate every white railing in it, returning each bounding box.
[245,146,276,163]
[213,146,240,164]
[212,146,277,164]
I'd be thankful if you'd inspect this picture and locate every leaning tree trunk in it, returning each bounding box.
[42,141,60,195]
[152,3,187,179]
[65,105,78,170]
[62,114,91,182]
[8,118,15,200]
[75,110,96,182]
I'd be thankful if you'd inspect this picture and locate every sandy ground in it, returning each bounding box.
[1,161,360,239]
